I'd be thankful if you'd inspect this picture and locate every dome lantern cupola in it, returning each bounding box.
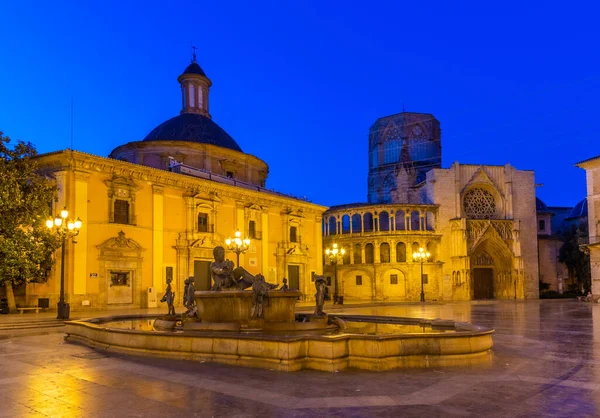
[178,48,212,118]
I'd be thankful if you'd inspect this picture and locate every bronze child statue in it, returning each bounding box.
[313,275,327,317]
[160,277,176,316]
[183,276,198,317]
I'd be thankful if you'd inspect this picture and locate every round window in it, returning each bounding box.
[463,188,496,219]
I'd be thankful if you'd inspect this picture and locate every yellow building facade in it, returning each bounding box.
[26,58,326,311]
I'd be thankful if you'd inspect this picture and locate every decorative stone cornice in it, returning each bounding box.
[74,170,91,182]
[35,150,328,216]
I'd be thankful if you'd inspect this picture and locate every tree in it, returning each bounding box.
[558,223,591,295]
[0,132,59,313]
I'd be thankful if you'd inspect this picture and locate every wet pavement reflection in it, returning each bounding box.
[0,300,599,417]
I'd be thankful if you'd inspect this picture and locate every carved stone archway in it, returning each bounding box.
[97,231,145,307]
[469,231,517,300]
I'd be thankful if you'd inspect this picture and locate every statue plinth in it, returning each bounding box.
[194,290,302,324]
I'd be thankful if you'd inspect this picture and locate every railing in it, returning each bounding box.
[328,229,437,238]
[169,163,310,202]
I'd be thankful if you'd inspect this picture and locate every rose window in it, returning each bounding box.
[463,188,496,219]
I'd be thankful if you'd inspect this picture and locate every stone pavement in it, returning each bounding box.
[1,300,599,417]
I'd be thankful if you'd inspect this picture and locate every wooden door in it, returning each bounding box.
[194,261,212,291]
[473,268,494,299]
[288,265,300,291]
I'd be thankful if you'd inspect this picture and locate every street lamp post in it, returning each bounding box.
[325,243,345,304]
[46,207,82,320]
[412,247,430,303]
[225,229,251,267]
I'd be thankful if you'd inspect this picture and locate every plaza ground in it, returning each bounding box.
[1,300,599,417]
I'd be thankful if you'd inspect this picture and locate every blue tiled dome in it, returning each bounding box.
[183,61,206,77]
[536,197,550,212]
[143,113,242,152]
[568,198,588,219]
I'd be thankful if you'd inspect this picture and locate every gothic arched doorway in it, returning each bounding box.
[472,251,494,299]
[470,236,514,300]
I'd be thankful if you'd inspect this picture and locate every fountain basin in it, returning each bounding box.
[195,290,302,323]
[64,314,494,372]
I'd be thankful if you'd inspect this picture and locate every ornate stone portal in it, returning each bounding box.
[97,231,145,307]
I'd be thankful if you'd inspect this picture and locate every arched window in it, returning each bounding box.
[383,138,400,164]
[452,271,456,285]
[382,175,395,202]
[395,210,405,230]
[341,214,350,234]
[426,211,435,231]
[380,243,390,263]
[353,243,362,264]
[352,214,362,233]
[411,211,420,231]
[411,242,420,258]
[427,242,436,261]
[343,250,351,265]
[379,212,390,231]
[328,216,337,235]
[364,213,374,232]
[365,243,374,264]
[457,271,462,285]
[396,242,406,262]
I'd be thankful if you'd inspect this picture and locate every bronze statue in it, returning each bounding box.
[251,274,270,319]
[313,275,327,317]
[280,278,289,292]
[160,277,176,316]
[210,246,277,291]
[183,276,198,317]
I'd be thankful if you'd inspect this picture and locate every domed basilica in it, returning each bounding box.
[28,58,326,310]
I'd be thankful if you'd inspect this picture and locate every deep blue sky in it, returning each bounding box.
[1,1,598,208]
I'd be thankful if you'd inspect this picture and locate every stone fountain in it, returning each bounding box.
[64,246,495,372]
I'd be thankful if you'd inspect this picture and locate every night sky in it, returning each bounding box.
[1,1,598,208]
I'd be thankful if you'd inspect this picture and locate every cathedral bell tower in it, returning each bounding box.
[177,49,212,118]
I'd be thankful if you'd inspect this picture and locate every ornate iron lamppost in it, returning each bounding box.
[225,229,251,267]
[413,247,430,303]
[325,243,345,304]
[46,207,82,320]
